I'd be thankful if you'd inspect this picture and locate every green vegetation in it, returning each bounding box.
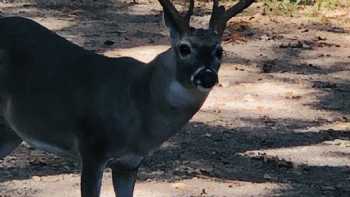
[262,0,301,16]
[260,0,349,16]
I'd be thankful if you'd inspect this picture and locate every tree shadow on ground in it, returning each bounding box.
[45,0,168,50]
[311,79,350,116]
[224,23,350,119]
[142,118,350,196]
[0,0,168,51]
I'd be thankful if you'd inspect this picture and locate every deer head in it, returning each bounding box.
[158,0,255,92]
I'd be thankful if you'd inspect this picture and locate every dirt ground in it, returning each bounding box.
[0,0,350,196]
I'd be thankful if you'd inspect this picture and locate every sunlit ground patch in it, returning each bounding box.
[31,17,77,31]
[297,121,350,133]
[104,45,169,63]
[0,174,287,197]
[204,72,339,121]
[244,140,350,167]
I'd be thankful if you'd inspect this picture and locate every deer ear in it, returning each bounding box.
[163,11,181,43]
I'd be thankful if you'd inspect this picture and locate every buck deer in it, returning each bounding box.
[0,0,254,196]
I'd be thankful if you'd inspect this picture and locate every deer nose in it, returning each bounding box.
[191,67,218,92]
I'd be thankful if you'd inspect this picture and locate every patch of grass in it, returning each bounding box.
[306,0,349,17]
[262,0,302,16]
[261,0,350,16]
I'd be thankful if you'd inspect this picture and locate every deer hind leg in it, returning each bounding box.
[0,118,22,158]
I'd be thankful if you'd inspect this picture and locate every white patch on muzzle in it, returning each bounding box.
[191,66,217,92]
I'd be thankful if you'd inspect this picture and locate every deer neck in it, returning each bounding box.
[143,48,209,144]
[150,48,209,113]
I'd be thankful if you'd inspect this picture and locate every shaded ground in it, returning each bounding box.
[1,0,350,196]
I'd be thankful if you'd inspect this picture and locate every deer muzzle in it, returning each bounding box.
[191,67,218,92]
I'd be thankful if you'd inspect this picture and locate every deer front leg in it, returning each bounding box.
[80,153,107,197]
[111,166,138,197]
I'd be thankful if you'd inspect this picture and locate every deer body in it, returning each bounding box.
[1,16,208,157]
[0,1,254,196]
[0,16,209,197]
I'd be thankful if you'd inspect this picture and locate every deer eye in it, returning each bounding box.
[179,44,191,57]
[215,47,223,59]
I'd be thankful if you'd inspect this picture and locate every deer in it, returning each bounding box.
[0,0,254,196]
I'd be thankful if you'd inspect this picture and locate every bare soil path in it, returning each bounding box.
[0,1,350,196]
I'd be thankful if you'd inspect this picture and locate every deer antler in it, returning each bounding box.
[158,0,195,33]
[209,0,255,37]
[185,0,195,24]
